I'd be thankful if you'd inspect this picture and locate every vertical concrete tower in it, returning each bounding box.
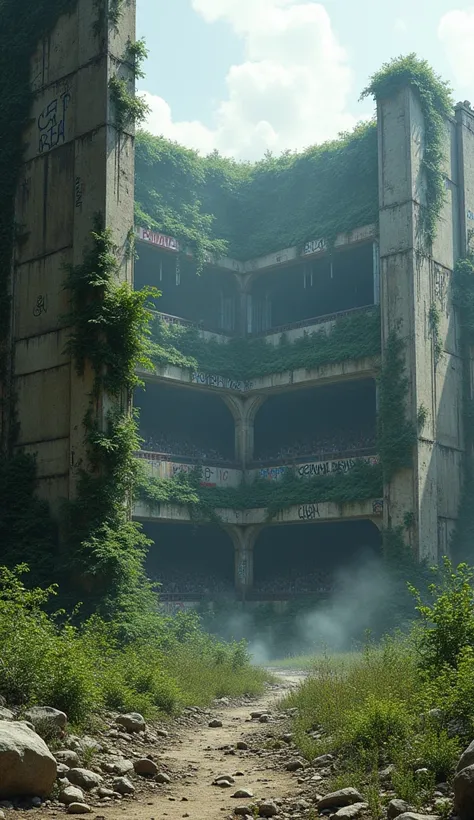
[4,0,135,513]
[379,88,474,563]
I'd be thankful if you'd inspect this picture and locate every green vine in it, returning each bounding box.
[361,54,452,246]
[149,307,381,381]
[62,216,158,610]
[109,38,149,131]
[377,331,417,481]
[452,257,474,561]
[428,302,442,365]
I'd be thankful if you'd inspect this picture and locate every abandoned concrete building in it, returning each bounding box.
[3,1,474,605]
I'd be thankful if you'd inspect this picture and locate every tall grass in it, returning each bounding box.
[0,566,268,724]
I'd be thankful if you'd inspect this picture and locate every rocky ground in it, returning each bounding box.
[0,669,466,820]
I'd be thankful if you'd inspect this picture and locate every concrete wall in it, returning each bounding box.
[9,0,136,510]
[378,87,465,562]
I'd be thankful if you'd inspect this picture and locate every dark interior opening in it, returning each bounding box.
[134,245,238,331]
[143,522,235,599]
[253,520,381,595]
[250,242,374,332]
[253,379,376,463]
[135,382,235,462]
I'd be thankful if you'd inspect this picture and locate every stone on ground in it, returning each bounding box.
[156,772,171,784]
[236,741,249,750]
[67,803,91,814]
[116,713,146,733]
[67,768,103,790]
[334,802,368,819]
[25,706,67,730]
[317,788,364,810]
[455,764,474,820]
[457,741,474,773]
[232,789,254,799]
[259,800,278,817]
[59,786,85,805]
[0,720,56,798]
[395,815,439,820]
[55,750,80,768]
[134,757,158,776]
[102,757,134,775]
[285,758,305,771]
[113,776,135,795]
[209,719,223,728]
[0,709,14,721]
[387,800,413,819]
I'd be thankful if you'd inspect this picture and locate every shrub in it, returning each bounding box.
[344,695,411,753]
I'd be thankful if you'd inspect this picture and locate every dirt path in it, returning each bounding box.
[96,671,306,820]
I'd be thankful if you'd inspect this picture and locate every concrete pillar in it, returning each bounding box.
[224,395,265,467]
[234,273,252,337]
[226,525,261,600]
[378,86,461,563]
[7,0,136,512]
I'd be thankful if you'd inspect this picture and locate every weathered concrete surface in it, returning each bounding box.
[8,0,136,511]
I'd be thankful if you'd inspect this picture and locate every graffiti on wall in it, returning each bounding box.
[37,90,71,154]
[298,504,320,520]
[135,226,179,251]
[303,237,326,256]
[259,455,378,482]
[191,372,254,392]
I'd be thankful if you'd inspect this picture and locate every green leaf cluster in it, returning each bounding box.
[377,331,418,481]
[361,54,453,245]
[149,307,381,381]
[135,121,379,267]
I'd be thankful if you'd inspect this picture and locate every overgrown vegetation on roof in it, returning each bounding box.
[135,122,379,265]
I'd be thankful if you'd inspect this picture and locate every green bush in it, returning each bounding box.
[0,565,268,724]
[344,695,411,753]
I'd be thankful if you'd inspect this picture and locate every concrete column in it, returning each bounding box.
[8,0,136,512]
[378,86,461,563]
[226,525,261,600]
[234,273,252,337]
[224,395,266,467]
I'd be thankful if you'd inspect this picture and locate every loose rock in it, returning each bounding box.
[25,706,67,731]
[259,800,278,817]
[285,759,305,772]
[0,708,14,721]
[102,758,134,776]
[156,772,171,784]
[67,768,103,790]
[234,808,252,817]
[236,741,249,750]
[455,764,474,820]
[97,787,115,798]
[334,802,368,819]
[116,713,146,733]
[318,788,364,810]
[55,751,80,768]
[387,800,413,819]
[209,719,223,728]
[457,740,474,774]
[67,803,91,815]
[59,786,86,805]
[156,729,169,738]
[232,789,254,799]
[113,776,135,795]
[134,758,158,777]
[56,763,70,777]
[395,815,439,820]
[0,720,56,798]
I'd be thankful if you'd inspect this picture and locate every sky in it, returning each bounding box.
[136,0,474,161]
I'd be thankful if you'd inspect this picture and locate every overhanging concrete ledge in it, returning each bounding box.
[133,498,383,526]
[137,356,380,395]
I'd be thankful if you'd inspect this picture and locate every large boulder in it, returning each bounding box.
[457,740,474,774]
[455,764,474,819]
[0,709,14,722]
[25,706,67,731]
[0,720,56,798]
[116,713,145,733]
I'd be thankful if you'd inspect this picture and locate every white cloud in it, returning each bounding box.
[438,8,474,89]
[139,0,357,160]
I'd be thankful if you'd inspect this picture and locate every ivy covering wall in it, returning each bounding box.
[149,307,381,381]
